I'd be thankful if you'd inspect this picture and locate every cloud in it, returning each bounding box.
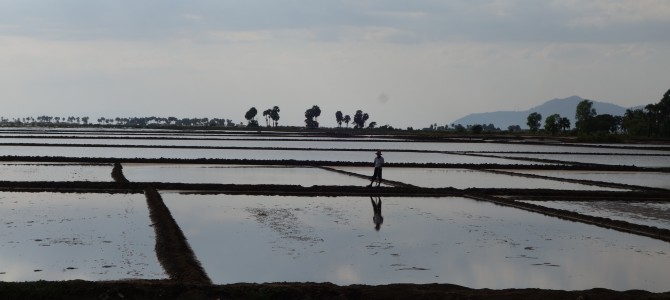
[0,1,668,128]
[1,1,669,44]
[556,0,670,27]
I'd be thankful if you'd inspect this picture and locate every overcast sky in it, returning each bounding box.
[1,0,668,128]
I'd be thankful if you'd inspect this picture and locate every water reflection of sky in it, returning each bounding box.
[0,146,544,165]
[520,200,670,230]
[0,192,165,281]
[2,137,668,155]
[497,153,670,167]
[162,194,670,292]
[509,170,670,189]
[123,164,369,186]
[332,167,624,191]
[0,163,112,182]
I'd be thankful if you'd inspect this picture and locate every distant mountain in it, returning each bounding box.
[451,96,632,129]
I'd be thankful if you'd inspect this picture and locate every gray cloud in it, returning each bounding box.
[1,1,669,43]
[1,0,668,128]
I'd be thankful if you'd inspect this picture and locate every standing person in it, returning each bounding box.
[367,150,384,187]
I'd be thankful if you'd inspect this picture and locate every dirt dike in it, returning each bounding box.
[0,280,668,300]
[1,155,668,172]
[143,187,211,284]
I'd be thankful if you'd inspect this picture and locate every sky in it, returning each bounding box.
[0,0,668,128]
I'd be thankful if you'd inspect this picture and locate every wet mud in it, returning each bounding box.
[0,280,669,300]
[144,187,211,284]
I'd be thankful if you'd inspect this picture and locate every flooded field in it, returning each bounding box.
[509,170,670,189]
[332,167,625,190]
[0,192,165,281]
[0,128,668,293]
[0,162,112,182]
[123,164,369,186]
[163,194,670,291]
[518,200,670,231]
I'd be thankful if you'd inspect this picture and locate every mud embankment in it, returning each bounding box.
[114,161,210,283]
[144,187,211,284]
[111,162,129,184]
[466,192,670,243]
[0,280,668,300]
[2,155,668,172]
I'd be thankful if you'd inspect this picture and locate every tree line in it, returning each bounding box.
[0,116,237,128]
[3,89,668,136]
[242,105,386,130]
[525,89,670,137]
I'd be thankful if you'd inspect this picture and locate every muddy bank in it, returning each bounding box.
[0,181,667,199]
[466,193,670,243]
[0,280,668,300]
[111,162,129,184]
[1,155,668,172]
[144,187,211,284]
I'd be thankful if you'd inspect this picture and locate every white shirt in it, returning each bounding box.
[374,156,384,168]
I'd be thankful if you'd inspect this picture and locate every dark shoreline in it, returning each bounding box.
[2,280,669,300]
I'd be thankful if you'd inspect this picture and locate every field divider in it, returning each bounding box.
[144,187,212,284]
[476,168,669,193]
[464,192,670,243]
[1,155,667,172]
[316,166,419,188]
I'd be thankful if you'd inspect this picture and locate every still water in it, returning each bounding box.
[519,200,670,230]
[162,194,670,292]
[332,167,624,190]
[123,164,369,186]
[508,170,670,189]
[2,136,668,155]
[0,163,112,182]
[0,192,165,281]
[0,146,545,165]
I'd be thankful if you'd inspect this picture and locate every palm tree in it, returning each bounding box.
[335,111,343,127]
[270,106,280,127]
[263,109,272,127]
[344,115,351,128]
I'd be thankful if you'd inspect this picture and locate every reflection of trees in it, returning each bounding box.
[370,196,383,231]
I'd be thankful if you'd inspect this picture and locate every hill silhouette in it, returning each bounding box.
[451,96,632,129]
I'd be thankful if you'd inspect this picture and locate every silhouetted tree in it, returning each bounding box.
[335,111,344,128]
[343,115,351,128]
[353,110,369,129]
[527,112,542,133]
[304,105,321,128]
[507,125,522,133]
[262,109,272,127]
[559,117,571,132]
[471,124,483,134]
[270,106,280,127]
[592,114,618,134]
[245,107,258,127]
[575,99,597,134]
[544,114,561,135]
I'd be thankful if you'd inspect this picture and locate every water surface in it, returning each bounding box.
[0,192,165,281]
[332,167,624,190]
[123,164,368,186]
[162,194,670,292]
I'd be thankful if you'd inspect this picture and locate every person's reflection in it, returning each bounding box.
[370,196,383,231]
